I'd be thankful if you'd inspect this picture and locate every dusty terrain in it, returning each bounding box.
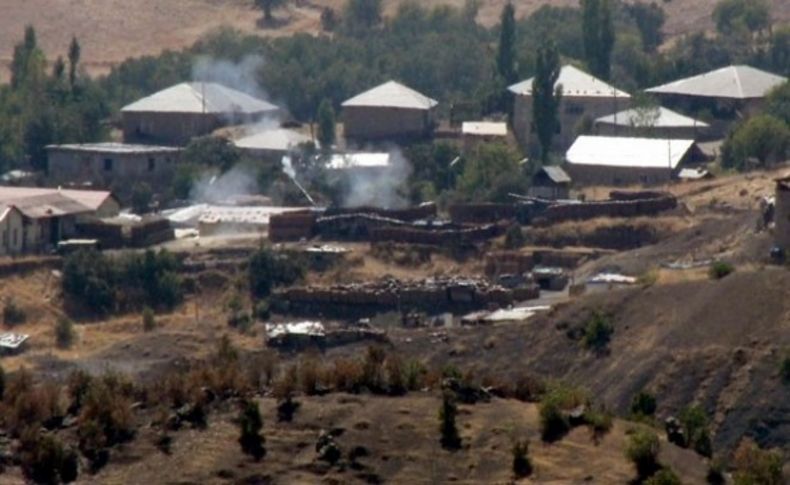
[1,0,788,78]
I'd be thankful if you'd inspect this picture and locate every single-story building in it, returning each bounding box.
[594,106,709,140]
[121,82,280,145]
[528,166,572,200]
[509,65,631,153]
[461,121,508,152]
[46,142,182,198]
[234,128,313,162]
[342,81,438,142]
[564,135,705,186]
[0,186,119,254]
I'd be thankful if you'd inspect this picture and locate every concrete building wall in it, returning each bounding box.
[122,112,222,145]
[528,184,570,200]
[343,106,436,141]
[563,164,676,186]
[0,209,24,256]
[513,94,629,153]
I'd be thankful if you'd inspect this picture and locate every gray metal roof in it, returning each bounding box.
[595,106,709,128]
[234,128,312,152]
[508,65,631,99]
[46,142,182,154]
[342,81,438,110]
[540,166,571,184]
[646,65,787,100]
[566,136,695,169]
[121,82,279,115]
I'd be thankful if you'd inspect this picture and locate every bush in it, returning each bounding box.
[732,439,783,485]
[625,428,661,479]
[254,299,271,320]
[131,181,153,214]
[3,297,26,326]
[439,390,461,450]
[585,408,614,442]
[19,430,79,484]
[142,307,156,332]
[237,399,266,461]
[679,405,712,457]
[504,223,526,249]
[511,439,532,478]
[645,468,682,485]
[709,261,734,280]
[721,114,790,170]
[582,311,614,352]
[630,390,657,417]
[55,316,75,349]
[0,364,4,401]
[248,247,305,299]
[539,383,588,442]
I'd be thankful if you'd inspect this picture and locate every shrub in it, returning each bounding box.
[626,428,661,479]
[131,181,153,214]
[504,223,526,249]
[67,370,94,413]
[3,297,26,326]
[630,390,657,417]
[237,399,266,461]
[142,307,156,332]
[585,408,614,442]
[248,247,305,299]
[55,316,75,349]
[582,311,614,352]
[0,364,4,401]
[709,261,734,280]
[254,299,271,320]
[511,438,532,478]
[511,373,546,402]
[298,357,322,396]
[645,468,682,485]
[439,390,461,450]
[679,405,712,457]
[539,383,588,442]
[19,430,79,484]
[385,355,406,396]
[732,439,783,485]
[78,377,135,466]
[404,359,427,391]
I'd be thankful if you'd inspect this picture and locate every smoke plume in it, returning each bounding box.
[190,164,259,204]
[340,149,412,209]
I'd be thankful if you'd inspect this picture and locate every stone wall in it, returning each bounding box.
[538,195,677,224]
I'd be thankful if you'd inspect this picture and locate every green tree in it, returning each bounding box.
[457,142,524,201]
[68,36,81,91]
[625,428,660,479]
[630,390,657,417]
[345,0,383,31]
[316,98,336,149]
[583,311,614,352]
[713,0,771,36]
[56,316,75,349]
[679,405,712,457]
[581,0,614,80]
[237,399,266,460]
[627,1,666,53]
[532,41,562,163]
[131,182,153,214]
[256,0,288,23]
[182,136,242,172]
[496,2,517,85]
[721,115,790,170]
[765,81,790,125]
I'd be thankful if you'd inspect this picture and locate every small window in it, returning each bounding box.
[148,157,156,172]
[104,158,113,171]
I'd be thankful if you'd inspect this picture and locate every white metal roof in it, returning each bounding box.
[121,82,279,114]
[508,65,631,98]
[234,128,312,152]
[342,81,438,110]
[46,142,182,154]
[462,121,508,137]
[646,65,786,100]
[595,106,709,128]
[326,152,391,170]
[566,136,695,169]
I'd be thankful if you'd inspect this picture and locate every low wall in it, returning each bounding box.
[530,223,661,250]
[0,256,61,277]
[449,204,518,224]
[324,202,437,221]
[370,223,504,246]
[76,221,124,249]
[269,211,316,242]
[539,196,677,224]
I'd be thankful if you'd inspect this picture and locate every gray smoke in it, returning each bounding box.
[192,54,268,101]
[190,164,259,204]
[341,149,412,209]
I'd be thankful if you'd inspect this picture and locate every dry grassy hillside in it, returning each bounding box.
[1,0,788,79]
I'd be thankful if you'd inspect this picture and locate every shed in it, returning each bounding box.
[234,128,313,162]
[121,82,280,145]
[509,65,631,152]
[594,106,709,140]
[461,121,508,151]
[564,136,703,186]
[529,166,571,199]
[342,81,438,141]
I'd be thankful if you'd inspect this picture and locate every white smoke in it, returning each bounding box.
[190,164,259,204]
[192,54,268,101]
[340,148,412,209]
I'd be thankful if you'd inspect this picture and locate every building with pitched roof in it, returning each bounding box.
[121,82,280,145]
[342,81,438,141]
[564,135,705,186]
[529,166,572,199]
[509,65,631,152]
[594,106,709,139]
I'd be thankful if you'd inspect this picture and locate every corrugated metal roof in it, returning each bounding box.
[508,65,631,98]
[342,81,438,110]
[462,121,508,137]
[0,187,114,212]
[646,65,786,99]
[566,136,695,169]
[595,106,709,128]
[46,142,181,154]
[326,152,391,170]
[121,82,279,114]
[234,128,312,152]
[540,166,571,184]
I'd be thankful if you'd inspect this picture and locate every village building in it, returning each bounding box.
[326,152,392,178]
[509,65,631,153]
[0,187,119,255]
[528,166,572,200]
[594,106,709,140]
[121,82,280,145]
[461,121,508,152]
[564,135,705,186]
[234,128,313,162]
[342,81,438,142]
[645,65,787,136]
[46,142,182,198]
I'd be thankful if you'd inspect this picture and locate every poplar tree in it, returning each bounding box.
[496,2,517,85]
[532,41,562,163]
[581,0,614,80]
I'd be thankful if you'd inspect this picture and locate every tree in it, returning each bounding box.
[630,390,657,417]
[511,438,532,478]
[255,0,288,23]
[316,98,336,149]
[439,390,461,449]
[581,0,614,80]
[625,428,660,479]
[345,0,383,31]
[583,311,614,352]
[237,399,266,460]
[679,405,712,457]
[721,115,790,170]
[131,182,153,214]
[532,41,562,163]
[765,81,790,125]
[496,2,517,85]
[56,316,75,349]
[627,1,666,53]
[713,0,771,36]
[732,439,783,485]
[68,36,81,91]
[457,142,524,201]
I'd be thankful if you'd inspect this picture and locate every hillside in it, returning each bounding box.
[1,0,788,79]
